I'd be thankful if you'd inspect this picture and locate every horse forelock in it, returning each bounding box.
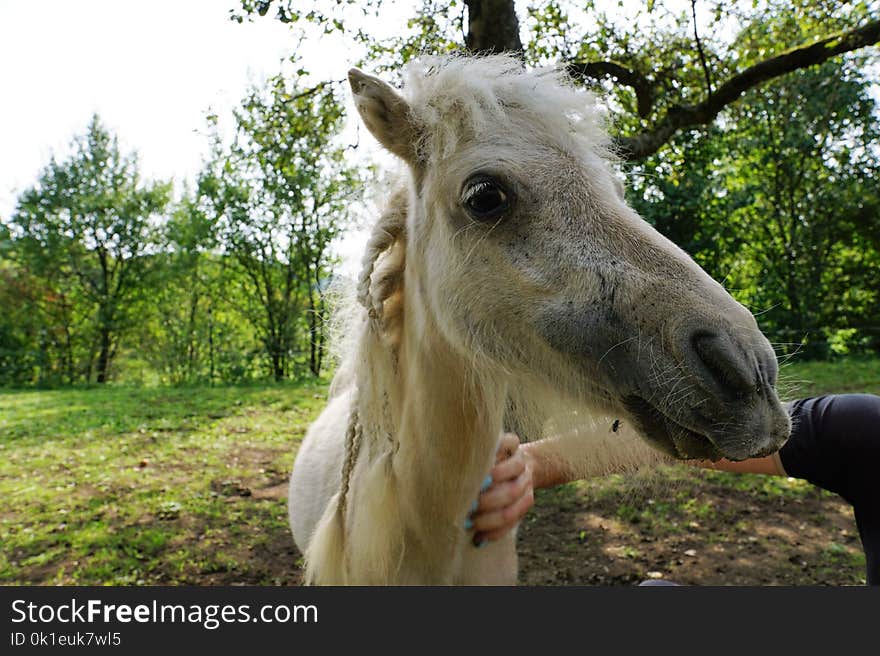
[400,54,614,166]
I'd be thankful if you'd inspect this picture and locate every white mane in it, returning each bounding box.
[402,54,613,166]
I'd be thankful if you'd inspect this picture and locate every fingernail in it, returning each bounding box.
[480,475,493,492]
[464,517,473,531]
[470,499,478,513]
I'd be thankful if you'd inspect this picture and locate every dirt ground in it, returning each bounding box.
[191,464,866,587]
[516,468,866,586]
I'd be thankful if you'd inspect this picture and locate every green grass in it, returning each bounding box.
[776,356,880,398]
[1,357,877,585]
[0,382,328,584]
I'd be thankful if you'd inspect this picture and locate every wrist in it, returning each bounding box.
[521,441,567,490]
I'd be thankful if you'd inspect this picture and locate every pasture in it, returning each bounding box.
[2,358,878,586]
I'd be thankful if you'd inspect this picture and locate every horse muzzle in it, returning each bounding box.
[624,323,791,461]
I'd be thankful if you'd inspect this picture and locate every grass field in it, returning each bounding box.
[0,382,328,585]
[1,357,878,585]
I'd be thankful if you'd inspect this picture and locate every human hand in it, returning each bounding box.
[465,432,535,547]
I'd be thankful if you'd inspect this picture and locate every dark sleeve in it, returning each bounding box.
[779,394,880,506]
[779,394,880,585]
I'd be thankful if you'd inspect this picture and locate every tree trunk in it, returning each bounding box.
[309,320,318,376]
[208,306,215,386]
[272,350,284,382]
[186,290,200,381]
[61,318,75,384]
[464,0,523,54]
[266,327,285,382]
[96,325,112,383]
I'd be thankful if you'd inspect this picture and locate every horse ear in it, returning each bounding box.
[348,68,419,163]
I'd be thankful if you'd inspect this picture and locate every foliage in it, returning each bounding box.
[228,0,879,358]
[628,59,880,357]
[1,67,362,386]
[3,116,170,384]
[198,70,363,380]
[236,1,880,156]
[2,2,878,388]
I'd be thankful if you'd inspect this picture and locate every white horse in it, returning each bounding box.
[288,55,790,585]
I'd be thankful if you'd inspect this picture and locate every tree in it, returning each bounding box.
[8,115,170,383]
[235,0,880,161]
[630,57,880,356]
[201,71,362,380]
[0,231,44,384]
[236,0,880,359]
[136,188,217,384]
[135,187,265,385]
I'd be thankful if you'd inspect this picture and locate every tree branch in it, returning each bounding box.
[566,60,656,118]
[691,0,714,96]
[283,81,332,104]
[616,17,880,160]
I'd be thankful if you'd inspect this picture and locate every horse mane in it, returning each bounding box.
[356,186,408,349]
[304,187,410,584]
[322,184,408,401]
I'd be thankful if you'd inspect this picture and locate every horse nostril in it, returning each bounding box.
[760,351,779,388]
[691,331,756,399]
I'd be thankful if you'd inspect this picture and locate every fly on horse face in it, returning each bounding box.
[287,54,790,585]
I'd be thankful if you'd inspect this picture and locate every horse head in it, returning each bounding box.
[349,55,789,462]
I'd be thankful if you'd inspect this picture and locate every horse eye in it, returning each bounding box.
[462,176,510,220]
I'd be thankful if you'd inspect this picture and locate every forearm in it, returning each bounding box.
[692,452,786,476]
[521,420,674,489]
[523,436,787,489]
